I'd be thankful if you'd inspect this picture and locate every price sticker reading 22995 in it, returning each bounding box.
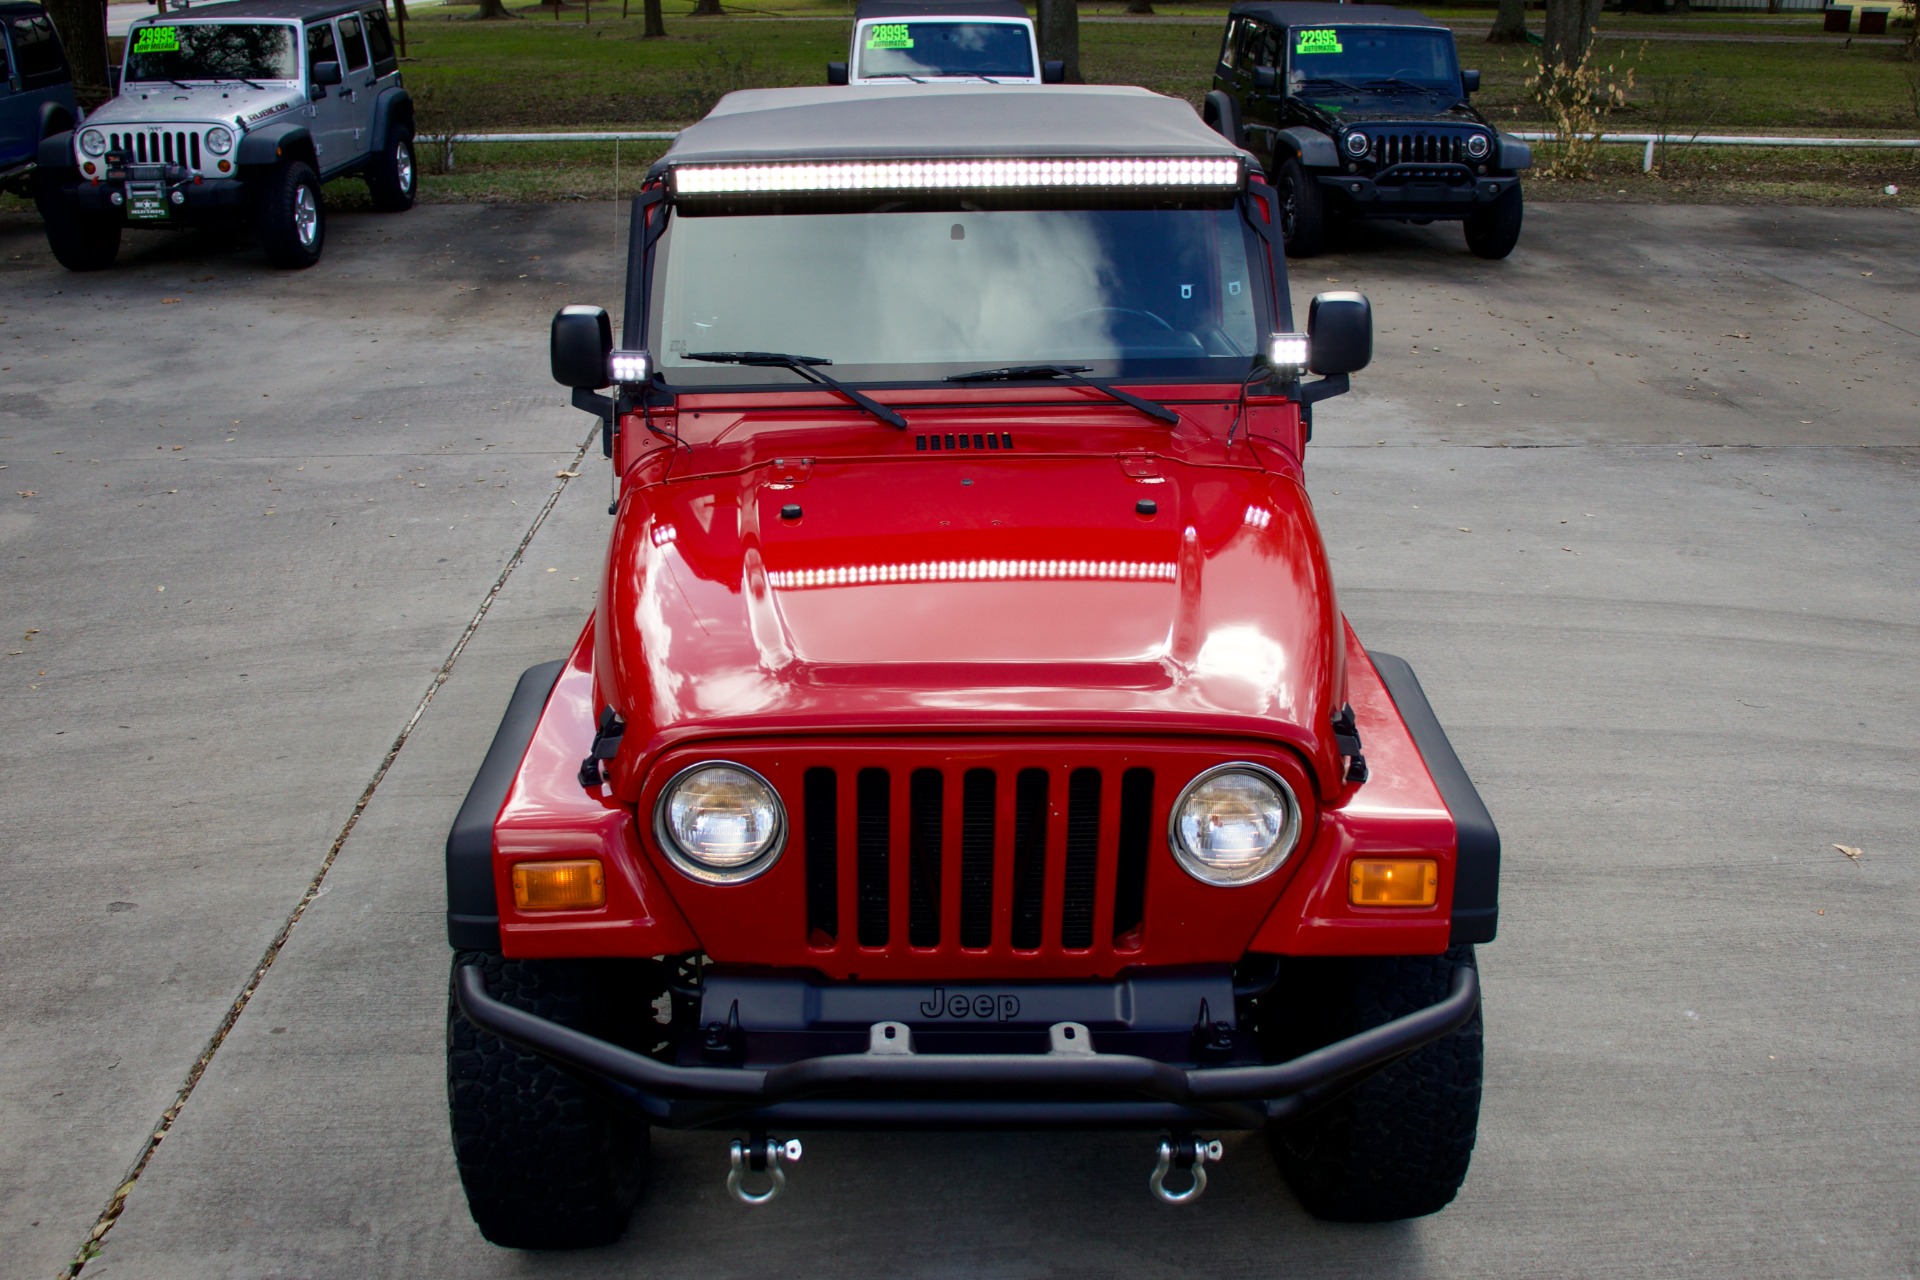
[1294,28,1343,54]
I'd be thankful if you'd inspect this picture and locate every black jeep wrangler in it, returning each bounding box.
[1203,2,1529,259]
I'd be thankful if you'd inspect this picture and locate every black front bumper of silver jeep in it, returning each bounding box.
[453,960,1480,1132]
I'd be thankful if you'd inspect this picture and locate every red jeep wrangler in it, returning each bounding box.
[445,84,1498,1250]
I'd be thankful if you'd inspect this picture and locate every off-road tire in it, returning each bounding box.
[256,160,325,269]
[448,951,651,1250]
[1464,184,1523,260]
[43,209,121,271]
[1259,946,1483,1221]
[1276,156,1326,258]
[366,133,417,212]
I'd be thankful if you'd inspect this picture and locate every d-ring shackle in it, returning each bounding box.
[727,1137,803,1205]
[1150,1137,1224,1204]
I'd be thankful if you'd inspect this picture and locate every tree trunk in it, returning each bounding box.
[392,0,408,56]
[1125,0,1154,14]
[1038,0,1080,82]
[643,0,664,36]
[690,0,722,14]
[1487,0,1529,44]
[470,0,517,18]
[1543,0,1602,70]
[42,0,108,93]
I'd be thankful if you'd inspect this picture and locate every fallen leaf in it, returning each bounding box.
[16,490,35,497]
[161,297,180,305]
[1457,527,1472,533]
[555,470,580,479]
[1833,844,1862,862]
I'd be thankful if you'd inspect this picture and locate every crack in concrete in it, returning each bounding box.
[57,422,599,1280]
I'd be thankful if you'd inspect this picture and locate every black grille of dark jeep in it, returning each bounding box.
[1368,132,1465,167]
[802,763,1154,954]
[108,130,203,170]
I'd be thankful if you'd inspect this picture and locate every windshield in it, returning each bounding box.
[855,22,1035,79]
[653,205,1262,384]
[1287,26,1459,96]
[125,23,299,83]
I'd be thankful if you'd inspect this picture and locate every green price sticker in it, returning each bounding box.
[1294,28,1343,54]
[866,23,914,49]
[133,25,181,53]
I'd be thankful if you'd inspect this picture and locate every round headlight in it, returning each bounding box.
[205,126,234,156]
[1465,132,1491,160]
[1169,764,1301,887]
[79,129,108,158]
[655,762,785,884]
[1344,131,1370,158]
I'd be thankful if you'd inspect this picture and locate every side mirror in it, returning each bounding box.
[1042,59,1065,84]
[827,61,848,85]
[311,60,342,87]
[1253,65,1278,92]
[1307,291,1372,375]
[1461,68,1481,94]
[552,305,612,390]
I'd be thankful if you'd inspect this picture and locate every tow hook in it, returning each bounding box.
[727,1136,803,1205]
[1149,1135,1223,1204]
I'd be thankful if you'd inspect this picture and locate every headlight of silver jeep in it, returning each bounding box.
[1465,132,1491,160]
[206,126,235,156]
[656,762,785,883]
[79,129,108,157]
[1169,764,1300,886]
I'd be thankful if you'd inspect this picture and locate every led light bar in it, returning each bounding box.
[609,349,651,384]
[670,157,1245,197]
[765,558,1177,590]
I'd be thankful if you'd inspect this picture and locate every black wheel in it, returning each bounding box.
[256,160,325,269]
[366,132,417,212]
[1275,157,1326,258]
[1464,184,1523,260]
[42,209,121,271]
[1257,946,1483,1221]
[448,952,654,1250]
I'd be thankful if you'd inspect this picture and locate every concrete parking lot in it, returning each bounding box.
[1,200,1916,1280]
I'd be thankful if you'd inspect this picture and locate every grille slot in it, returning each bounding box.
[855,768,891,947]
[1378,132,1464,167]
[907,769,943,947]
[802,762,1155,957]
[803,767,839,943]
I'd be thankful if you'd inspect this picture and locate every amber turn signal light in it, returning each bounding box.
[1349,859,1438,907]
[512,859,606,911]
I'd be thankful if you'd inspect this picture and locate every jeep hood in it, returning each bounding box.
[598,451,1344,774]
[89,84,303,130]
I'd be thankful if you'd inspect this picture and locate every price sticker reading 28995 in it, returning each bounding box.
[866,23,914,48]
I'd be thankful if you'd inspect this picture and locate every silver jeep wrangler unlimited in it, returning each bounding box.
[35,0,414,271]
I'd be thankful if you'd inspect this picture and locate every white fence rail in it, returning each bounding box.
[421,129,1920,176]
[1509,130,1920,171]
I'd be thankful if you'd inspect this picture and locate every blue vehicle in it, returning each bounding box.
[0,0,79,196]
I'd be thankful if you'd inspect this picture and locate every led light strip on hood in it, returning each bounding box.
[670,157,1245,196]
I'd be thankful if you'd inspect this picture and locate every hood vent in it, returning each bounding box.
[916,432,1014,452]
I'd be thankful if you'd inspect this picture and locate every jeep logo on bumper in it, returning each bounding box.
[918,988,1022,1021]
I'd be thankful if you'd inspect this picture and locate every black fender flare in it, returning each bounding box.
[367,86,414,155]
[38,129,75,169]
[237,120,317,171]
[1275,126,1339,171]
[1202,90,1243,149]
[39,100,76,139]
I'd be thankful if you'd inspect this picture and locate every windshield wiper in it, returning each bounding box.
[1362,77,1438,94]
[1296,76,1362,93]
[684,351,909,430]
[945,364,1179,426]
[863,72,925,83]
[224,76,267,90]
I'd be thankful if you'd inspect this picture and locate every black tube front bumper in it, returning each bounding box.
[453,960,1480,1132]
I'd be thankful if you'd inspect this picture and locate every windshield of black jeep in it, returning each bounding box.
[125,23,299,83]
[1287,27,1459,96]
[654,206,1261,384]
[855,22,1035,79]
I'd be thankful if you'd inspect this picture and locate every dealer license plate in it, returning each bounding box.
[127,194,169,221]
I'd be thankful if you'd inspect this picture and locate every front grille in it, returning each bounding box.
[1371,132,1465,166]
[802,762,1156,957]
[108,130,203,172]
